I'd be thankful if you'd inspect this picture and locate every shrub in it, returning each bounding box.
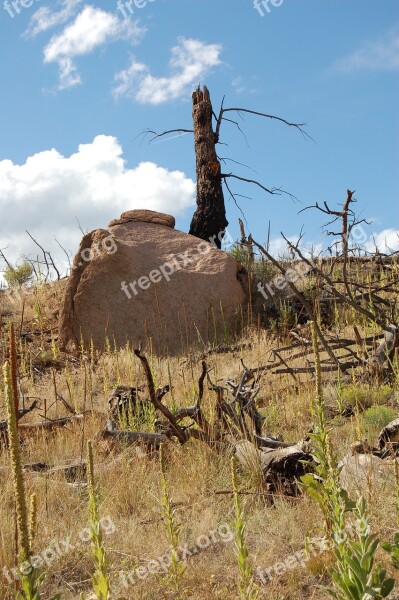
[301,322,394,600]
[4,261,33,287]
[340,384,393,411]
[362,405,397,430]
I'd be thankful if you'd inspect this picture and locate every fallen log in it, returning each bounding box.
[378,417,399,456]
[272,360,358,374]
[214,489,302,500]
[0,461,48,475]
[17,413,86,431]
[0,460,86,482]
[234,440,314,496]
[0,401,38,432]
[100,428,167,451]
[254,435,296,449]
[364,323,398,380]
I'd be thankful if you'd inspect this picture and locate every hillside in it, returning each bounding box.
[0,252,398,600]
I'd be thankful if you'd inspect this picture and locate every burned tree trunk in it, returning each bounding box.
[142,87,307,242]
[189,85,228,249]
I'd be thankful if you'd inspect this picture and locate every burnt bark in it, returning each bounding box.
[189,85,228,249]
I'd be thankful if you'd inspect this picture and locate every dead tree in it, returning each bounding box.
[101,350,315,496]
[140,85,309,248]
[244,191,399,378]
[188,86,228,247]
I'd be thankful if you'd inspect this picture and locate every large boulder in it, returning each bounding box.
[58,210,246,355]
[339,452,392,494]
[108,209,175,229]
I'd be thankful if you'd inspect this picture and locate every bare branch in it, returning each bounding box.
[222,173,297,201]
[223,178,248,224]
[280,232,393,332]
[25,230,61,281]
[0,247,13,270]
[218,156,258,174]
[220,107,314,142]
[54,237,71,274]
[214,94,225,142]
[219,117,249,146]
[134,349,187,444]
[249,234,340,366]
[137,128,194,145]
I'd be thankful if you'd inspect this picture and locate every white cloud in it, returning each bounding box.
[43,6,145,89]
[113,37,222,104]
[334,27,399,73]
[0,135,195,277]
[365,229,399,253]
[267,236,324,259]
[23,0,82,39]
[231,75,258,95]
[266,229,399,260]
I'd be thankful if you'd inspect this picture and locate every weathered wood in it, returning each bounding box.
[214,489,301,500]
[227,373,263,436]
[250,235,340,366]
[254,435,296,449]
[234,440,313,496]
[200,342,251,358]
[0,460,86,482]
[0,401,38,430]
[316,255,398,265]
[100,429,167,450]
[378,418,399,454]
[134,349,187,444]
[17,413,86,431]
[18,401,39,419]
[189,85,228,247]
[174,406,198,421]
[365,323,398,380]
[107,385,145,420]
[56,393,76,416]
[273,361,357,374]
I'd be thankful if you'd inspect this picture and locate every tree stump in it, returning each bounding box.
[189,85,228,248]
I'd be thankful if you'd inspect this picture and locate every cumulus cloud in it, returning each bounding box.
[334,26,399,73]
[113,37,222,104]
[365,228,399,253]
[43,6,145,89]
[231,75,258,95]
[267,236,324,259]
[267,227,399,259]
[0,135,195,276]
[23,0,82,39]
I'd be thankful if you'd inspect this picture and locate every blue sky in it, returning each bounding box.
[0,0,398,273]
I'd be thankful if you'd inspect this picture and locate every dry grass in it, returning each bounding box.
[0,281,398,600]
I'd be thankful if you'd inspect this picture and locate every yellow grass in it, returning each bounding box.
[0,280,398,599]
